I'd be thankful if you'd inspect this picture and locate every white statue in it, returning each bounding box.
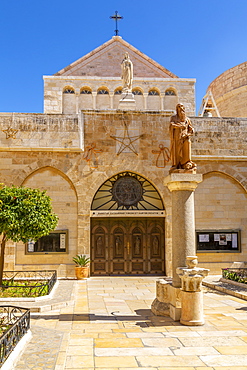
[121,52,133,93]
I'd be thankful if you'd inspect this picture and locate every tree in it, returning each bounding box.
[0,185,58,285]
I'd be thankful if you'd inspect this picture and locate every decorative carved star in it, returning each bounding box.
[110,122,143,156]
[2,127,18,139]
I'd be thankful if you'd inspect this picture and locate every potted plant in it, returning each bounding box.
[73,254,90,279]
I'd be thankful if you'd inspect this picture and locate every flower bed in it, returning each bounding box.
[0,270,57,298]
[222,268,247,284]
[0,306,30,366]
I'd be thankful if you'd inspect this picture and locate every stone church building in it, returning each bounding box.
[1,36,247,278]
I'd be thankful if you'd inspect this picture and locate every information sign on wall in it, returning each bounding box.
[196,230,240,252]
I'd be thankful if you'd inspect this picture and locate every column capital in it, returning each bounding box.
[164,173,203,192]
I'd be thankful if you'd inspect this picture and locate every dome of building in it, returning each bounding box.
[206,61,247,118]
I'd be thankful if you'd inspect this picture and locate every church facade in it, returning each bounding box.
[1,36,246,277]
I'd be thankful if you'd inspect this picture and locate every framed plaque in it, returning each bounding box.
[196,229,240,252]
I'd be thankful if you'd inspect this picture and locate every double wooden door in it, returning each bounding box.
[91,217,165,275]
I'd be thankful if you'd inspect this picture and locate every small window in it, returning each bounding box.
[149,90,159,96]
[26,230,68,254]
[114,89,122,95]
[165,89,176,96]
[132,89,143,96]
[63,88,75,94]
[80,89,92,94]
[97,89,109,95]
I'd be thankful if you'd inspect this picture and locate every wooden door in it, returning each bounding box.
[91,218,165,275]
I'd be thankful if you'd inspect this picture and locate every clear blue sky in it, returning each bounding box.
[1,0,247,114]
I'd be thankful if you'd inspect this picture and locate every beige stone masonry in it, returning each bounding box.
[0,112,247,277]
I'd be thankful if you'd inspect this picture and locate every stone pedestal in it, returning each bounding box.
[151,278,182,321]
[118,92,136,110]
[177,256,209,326]
[151,172,205,322]
[164,173,203,287]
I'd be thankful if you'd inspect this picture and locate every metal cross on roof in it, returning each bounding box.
[110,11,123,36]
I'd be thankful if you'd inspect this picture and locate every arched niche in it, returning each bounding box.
[91,171,165,211]
[194,171,247,269]
[16,167,78,269]
[63,86,76,114]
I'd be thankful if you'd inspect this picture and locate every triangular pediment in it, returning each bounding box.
[54,36,178,78]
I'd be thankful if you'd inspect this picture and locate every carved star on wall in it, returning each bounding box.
[2,127,18,139]
[110,122,143,156]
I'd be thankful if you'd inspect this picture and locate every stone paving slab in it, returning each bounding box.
[11,276,247,369]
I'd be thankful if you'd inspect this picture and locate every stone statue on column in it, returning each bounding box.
[121,52,133,93]
[170,103,196,172]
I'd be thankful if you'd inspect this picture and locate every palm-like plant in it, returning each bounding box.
[72,255,90,267]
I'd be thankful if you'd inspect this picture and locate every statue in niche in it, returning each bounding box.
[121,52,133,93]
[169,103,197,172]
[134,236,141,255]
[96,236,103,256]
[115,236,122,255]
[153,236,159,255]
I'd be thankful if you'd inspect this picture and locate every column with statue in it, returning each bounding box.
[152,104,209,325]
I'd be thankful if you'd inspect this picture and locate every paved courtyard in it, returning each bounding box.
[14,277,247,369]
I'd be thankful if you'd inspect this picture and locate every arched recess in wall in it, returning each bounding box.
[113,87,122,109]
[194,171,247,258]
[79,86,93,110]
[91,171,165,211]
[147,87,161,110]
[132,87,144,110]
[164,87,178,111]
[96,86,110,109]
[63,86,76,114]
[90,171,166,276]
[19,166,78,262]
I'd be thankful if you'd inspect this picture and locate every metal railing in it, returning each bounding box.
[0,306,30,365]
[1,270,57,297]
[222,268,247,284]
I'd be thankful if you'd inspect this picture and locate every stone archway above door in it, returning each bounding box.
[90,172,165,276]
[91,171,164,211]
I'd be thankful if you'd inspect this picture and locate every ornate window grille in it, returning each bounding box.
[132,89,143,95]
[165,89,176,96]
[80,89,92,94]
[148,90,159,96]
[114,89,122,95]
[63,88,75,94]
[91,172,164,210]
[97,89,109,95]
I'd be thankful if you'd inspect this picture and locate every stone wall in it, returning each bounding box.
[43,76,196,116]
[0,113,80,150]
[207,61,247,118]
[1,112,247,276]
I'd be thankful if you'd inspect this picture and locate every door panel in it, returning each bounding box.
[111,226,127,274]
[91,218,165,275]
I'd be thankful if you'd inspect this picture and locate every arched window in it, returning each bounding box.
[165,89,176,96]
[148,89,160,96]
[63,88,75,94]
[97,89,109,95]
[80,88,92,94]
[114,88,122,95]
[132,89,143,96]
[91,172,164,211]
